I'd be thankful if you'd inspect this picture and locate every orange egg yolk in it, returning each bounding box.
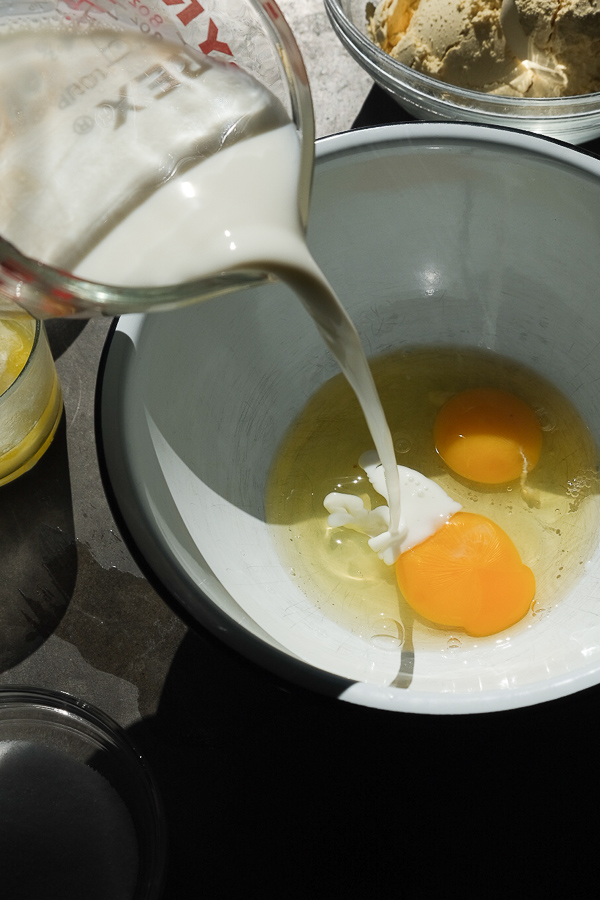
[395,511,535,637]
[434,388,542,484]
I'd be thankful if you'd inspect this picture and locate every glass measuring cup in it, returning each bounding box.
[0,0,314,318]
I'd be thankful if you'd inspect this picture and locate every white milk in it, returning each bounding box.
[0,27,288,268]
[74,122,404,551]
[0,23,404,544]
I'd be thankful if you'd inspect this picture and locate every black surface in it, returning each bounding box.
[355,83,600,158]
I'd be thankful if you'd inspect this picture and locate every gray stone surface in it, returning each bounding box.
[278,0,373,137]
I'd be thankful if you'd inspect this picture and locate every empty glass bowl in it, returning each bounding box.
[0,687,165,899]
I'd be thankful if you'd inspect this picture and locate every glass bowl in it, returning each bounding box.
[0,687,165,899]
[324,0,600,144]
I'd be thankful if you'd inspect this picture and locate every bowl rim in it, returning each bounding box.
[96,121,600,716]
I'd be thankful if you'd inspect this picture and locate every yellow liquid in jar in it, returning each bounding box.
[0,319,34,395]
[266,347,600,641]
[0,318,62,485]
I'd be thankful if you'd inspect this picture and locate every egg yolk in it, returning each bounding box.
[434,388,542,484]
[395,511,535,637]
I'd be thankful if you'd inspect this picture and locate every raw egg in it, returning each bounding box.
[395,511,535,636]
[434,387,542,484]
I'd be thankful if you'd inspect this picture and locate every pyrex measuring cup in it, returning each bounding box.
[0,0,314,318]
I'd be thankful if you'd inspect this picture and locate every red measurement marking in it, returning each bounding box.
[49,286,76,302]
[262,1,279,20]
[159,1,233,59]
[161,0,204,26]
[199,19,233,57]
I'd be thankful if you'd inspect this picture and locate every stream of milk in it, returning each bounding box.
[75,122,404,552]
[0,25,402,547]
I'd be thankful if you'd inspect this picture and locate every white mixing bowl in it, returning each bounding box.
[98,123,600,714]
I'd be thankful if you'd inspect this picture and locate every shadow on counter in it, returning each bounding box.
[125,617,600,898]
[0,320,83,672]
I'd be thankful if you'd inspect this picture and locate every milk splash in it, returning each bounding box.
[325,451,461,566]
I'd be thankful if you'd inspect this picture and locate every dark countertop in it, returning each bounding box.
[2,88,600,895]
